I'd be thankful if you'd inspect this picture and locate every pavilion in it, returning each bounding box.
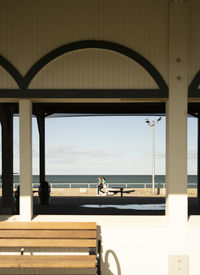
[0,0,200,274]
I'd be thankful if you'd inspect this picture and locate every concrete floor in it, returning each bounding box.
[1,195,200,215]
[33,196,166,215]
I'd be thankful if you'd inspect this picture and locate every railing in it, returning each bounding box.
[16,182,167,189]
[2,182,198,189]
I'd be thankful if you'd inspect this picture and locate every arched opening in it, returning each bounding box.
[0,41,168,215]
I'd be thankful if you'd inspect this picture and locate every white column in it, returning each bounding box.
[166,0,188,258]
[19,100,32,221]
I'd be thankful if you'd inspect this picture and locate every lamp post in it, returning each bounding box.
[145,117,162,194]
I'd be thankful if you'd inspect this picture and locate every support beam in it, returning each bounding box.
[166,0,188,262]
[37,114,45,184]
[0,104,14,214]
[19,100,32,221]
[198,115,200,202]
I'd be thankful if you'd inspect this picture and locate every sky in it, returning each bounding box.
[9,115,198,175]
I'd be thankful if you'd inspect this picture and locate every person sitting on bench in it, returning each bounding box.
[102,177,108,195]
[97,176,104,195]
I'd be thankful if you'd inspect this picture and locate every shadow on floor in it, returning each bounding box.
[33,196,166,215]
[1,196,200,215]
[188,197,200,215]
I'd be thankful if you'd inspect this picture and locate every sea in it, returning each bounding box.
[0,175,197,188]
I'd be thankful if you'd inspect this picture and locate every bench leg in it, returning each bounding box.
[97,239,101,275]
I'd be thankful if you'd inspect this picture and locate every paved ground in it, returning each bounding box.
[33,196,166,215]
[1,195,200,215]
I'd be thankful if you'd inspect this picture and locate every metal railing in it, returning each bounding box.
[1,182,198,189]
[31,182,167,189]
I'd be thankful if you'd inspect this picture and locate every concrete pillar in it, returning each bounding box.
[19,100,32,221]
[0,104,14,214]
[37,115,45,184]
[166,0,188,261]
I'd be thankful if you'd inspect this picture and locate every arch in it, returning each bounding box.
[0,55,23,89]
[0,41,168,98]
[22,40,168,95]
[189,70,200,97]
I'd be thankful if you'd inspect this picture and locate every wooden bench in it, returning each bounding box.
[0,222,101,274]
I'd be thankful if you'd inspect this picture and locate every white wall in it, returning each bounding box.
[189,217,200,275]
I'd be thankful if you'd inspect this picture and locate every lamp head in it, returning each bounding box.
[145,118,150,124]
[157,117,162,122]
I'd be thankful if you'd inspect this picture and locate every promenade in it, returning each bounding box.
[0,187,199,215]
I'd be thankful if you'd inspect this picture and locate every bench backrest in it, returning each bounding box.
[0,222,97,251]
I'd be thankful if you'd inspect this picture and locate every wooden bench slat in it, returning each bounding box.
[0,222,100,273]
[0,222,97,230]
[0,255,96,268]
[0,239,97,248]
[0,230,96,239]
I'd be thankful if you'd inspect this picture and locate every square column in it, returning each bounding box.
[166,0,188,260]
[19,100,32,221]
[36,114,45,184]
[0,104,14,214]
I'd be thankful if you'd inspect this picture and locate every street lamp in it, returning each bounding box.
[145,117,162,194]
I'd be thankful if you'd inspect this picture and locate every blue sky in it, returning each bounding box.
[11,115,197,175]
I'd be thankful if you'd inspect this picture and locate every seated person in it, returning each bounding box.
[97,176,104,195]
[97,177,108,196]
[102,177,108,195]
